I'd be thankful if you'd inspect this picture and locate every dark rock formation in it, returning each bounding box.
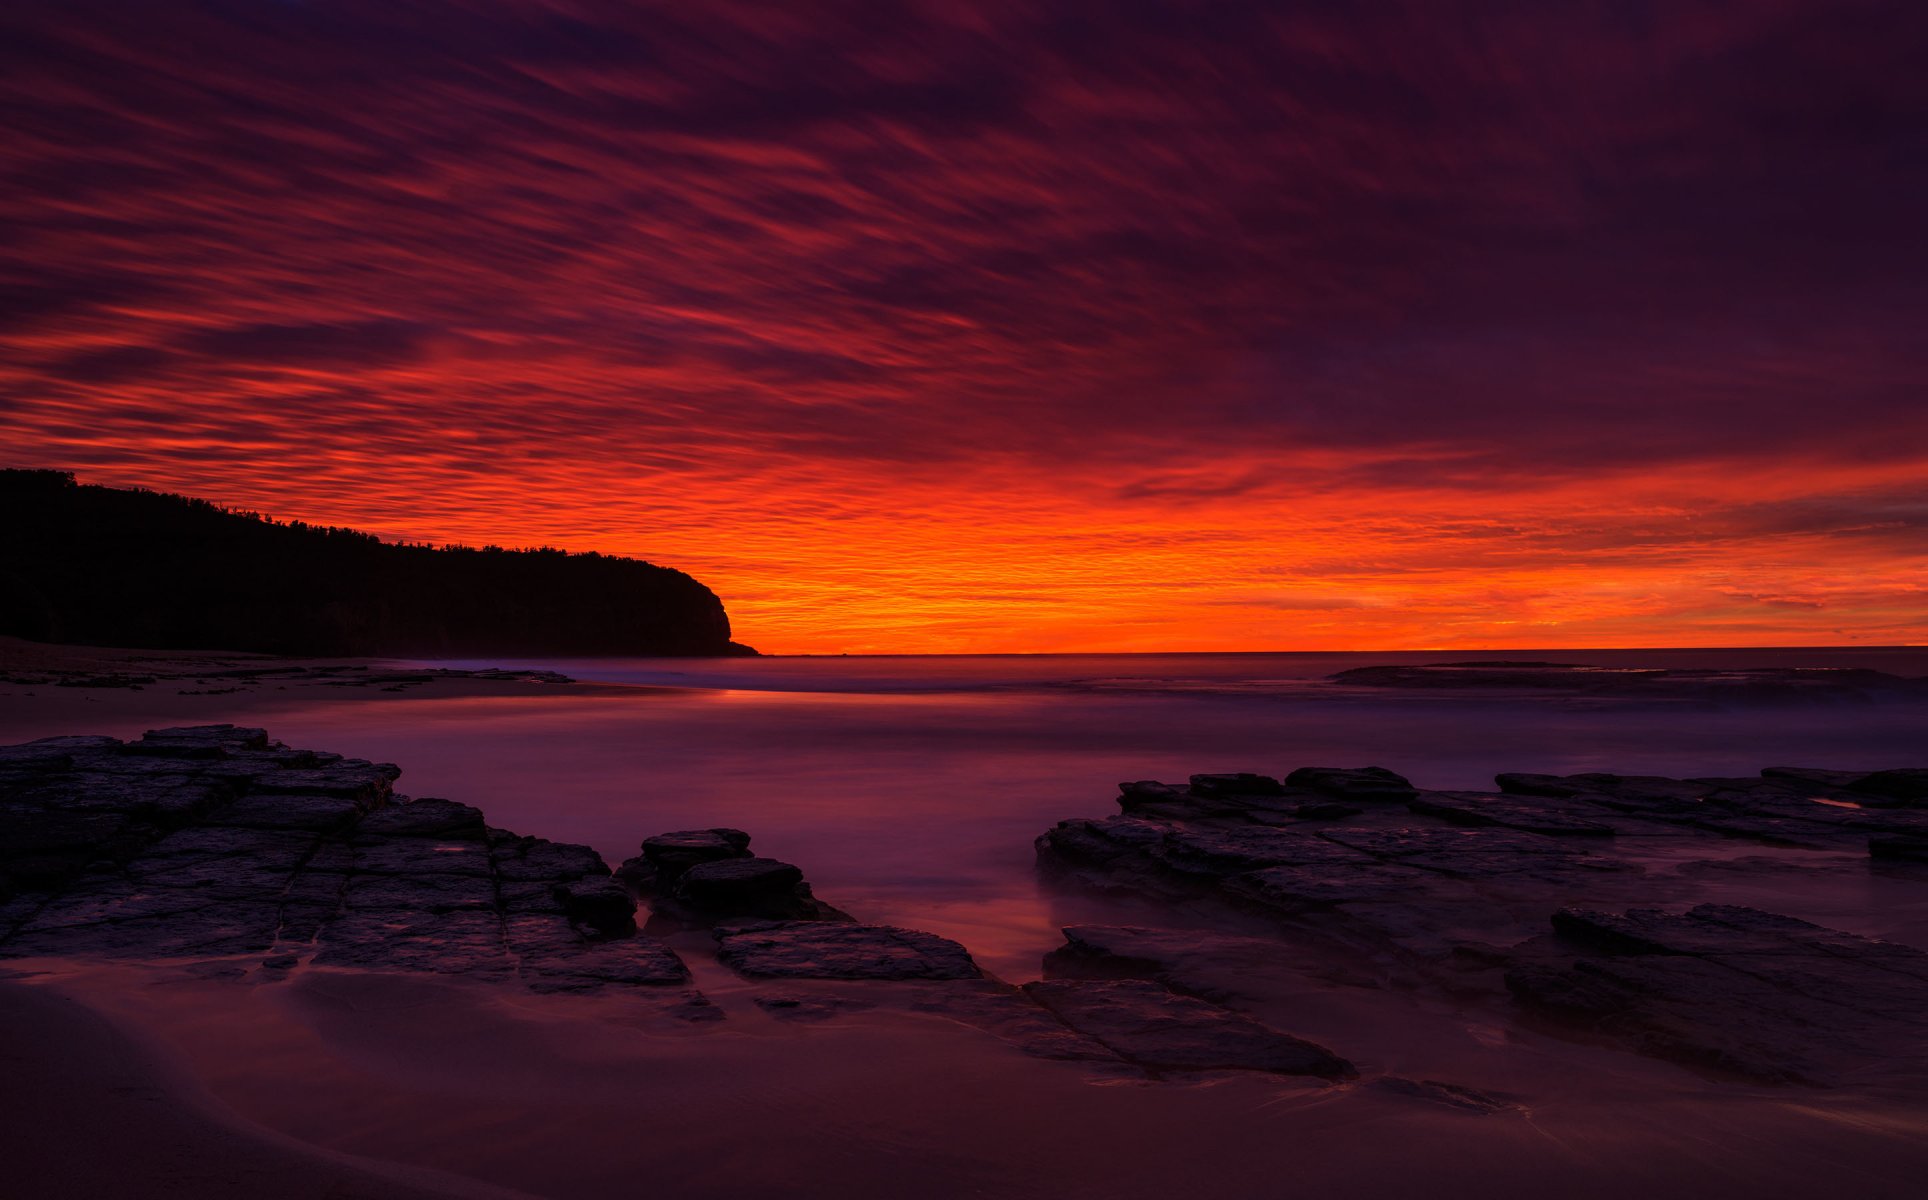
[1023,979,1353,1077]
[1038,758,1928,1011]
[1284,766,1415,801]
[0,468,753,656]
[1493,769,1928,842]
[1506,905,1928,1084]
[638,827,751,873]
[1870,835,1928,864]
[1407,791,1614,836]
[1331,661,1927,704]
[622,828,848,926]
[1035,757,1928,1089]
[679,857,805,905]
[714,921,981,981]
[0,725,705,1008]
[1036,775,1643,969]
[0,661,581,695]
[1188,772,1284,797]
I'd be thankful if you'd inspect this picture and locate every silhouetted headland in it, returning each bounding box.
[0,470,754,657]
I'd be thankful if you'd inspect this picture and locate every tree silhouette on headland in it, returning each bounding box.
[0,470,752,657]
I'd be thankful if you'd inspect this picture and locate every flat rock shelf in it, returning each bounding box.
[1038,763,1928,1086]
[6,726,1928,1096]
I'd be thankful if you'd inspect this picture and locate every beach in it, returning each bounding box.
[4,642,1928,1198]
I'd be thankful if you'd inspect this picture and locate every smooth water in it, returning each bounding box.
[9,649,1927,976]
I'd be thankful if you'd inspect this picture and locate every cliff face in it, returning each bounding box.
[0,470,752,657]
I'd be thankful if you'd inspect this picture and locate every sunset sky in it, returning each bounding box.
[4,1,1924,654]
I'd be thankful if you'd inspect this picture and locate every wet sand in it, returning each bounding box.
[0,972,519,1199]
[6,954,1927,1200]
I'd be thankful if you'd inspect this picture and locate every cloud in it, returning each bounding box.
[1,0,1923,650]
[171,321,431,369]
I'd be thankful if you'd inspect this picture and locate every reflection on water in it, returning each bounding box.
[9,651,1928,977]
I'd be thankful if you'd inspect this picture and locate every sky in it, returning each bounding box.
[3,1,1925,654]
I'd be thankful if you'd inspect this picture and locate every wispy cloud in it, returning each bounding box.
[2,1,1923,650]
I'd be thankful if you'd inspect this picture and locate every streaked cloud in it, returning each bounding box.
[2,1,1923,651]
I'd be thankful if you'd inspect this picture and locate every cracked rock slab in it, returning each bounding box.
[715,921,982,980]
[1022,979,1353,1077]
[1507,904,1928,1084]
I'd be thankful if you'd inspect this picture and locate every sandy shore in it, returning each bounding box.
[6,953,1927,1200]
[0,972,525,1200]
[0,636,611,737]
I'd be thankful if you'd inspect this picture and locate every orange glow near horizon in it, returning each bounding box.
[3,3,1924,654]
[18,446,1924,656]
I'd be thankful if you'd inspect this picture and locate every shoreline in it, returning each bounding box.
[0,970,530,1200]
[0,636,635,738]
[4,659,1928,1198]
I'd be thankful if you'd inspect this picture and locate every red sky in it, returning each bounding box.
[3,1,1924,653]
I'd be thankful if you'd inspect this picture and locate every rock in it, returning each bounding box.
[126,725,270,757]
[1870,835,1928,864]
[1318,827,1603,884]
[491,835,608,883]
[240,764,398,804]
[552,876,636,933]
[20,875,241,933]
[1761,766,1870,790]
[1408,791,1614,837]
[1507,904,1928,1084]
[1155,825,1376,876]
[129,827,319,896]
[1292,801,1362,820]
[642,827,752,872]
[205,793,364,832]
[1284,766,1415,801]
[613,855,654,888]
[0,726,714,1005]
[1118,780,1189,811]
[1188,773,1284,797]
[343,872,498,913]
[1116,780,1246,819]
[355,798,486,839]
[0,807,140,886]
[1333,662,1609,690]
[350,837,494,878]
[25,735,123,752]
[1042,925,1331,1007]
[1222,861,1434,913]
[0,745,76,773]
[1493,772,1591,799]
[6,901,285,959]
[1497,773,1707,816]
[313,910,514,977]
[497,880,569,916]
[622,828,753,891]
[715,921,981,980]
[1333,663,1927,703]
[507,917,690,991]
[1849,769,1928,807]
[1022,979,1352,1077]
[1036,816,1172,870]
[675,857,804,905]
[6,773,235,824]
